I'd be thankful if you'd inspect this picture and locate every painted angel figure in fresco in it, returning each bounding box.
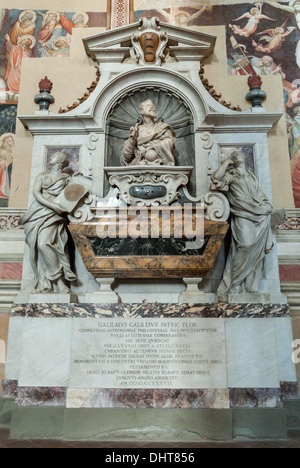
[229,3,275,37]
[265,1,300,67]
[265,0,300,29]
[252,21,296,54]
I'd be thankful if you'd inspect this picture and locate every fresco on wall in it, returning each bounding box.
[0,8,105,207]
[0,9,106,103]
[0,104,16,207]
[135,2,300,207]
[0,132,14,207]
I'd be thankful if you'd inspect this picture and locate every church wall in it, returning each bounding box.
[0,1,297,209]
[0,1,299,396]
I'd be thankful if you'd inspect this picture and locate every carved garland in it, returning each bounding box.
[58,67,100,114]
[199,65,242,112]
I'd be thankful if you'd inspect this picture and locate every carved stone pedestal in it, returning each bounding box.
[3,302,296,441]
[179,278,217,304]
[85,278,120,304]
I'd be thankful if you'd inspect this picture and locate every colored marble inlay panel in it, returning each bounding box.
[279,265,300,282]
[276,218,300,231]
[66,388,230,409]
[1,379,17,399]
[15,387,67,407]
[12,303,290,319]
[0,262,22,280]
[280,381,300,401]
[230,388,283,408]
[0,215,23,230]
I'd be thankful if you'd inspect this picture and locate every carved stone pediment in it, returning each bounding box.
[83,16,216,65]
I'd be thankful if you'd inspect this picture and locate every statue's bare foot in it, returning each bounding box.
[245,287,258,294]
[59,287,70,294]
[56,279,70,294]
[35,287,52,294]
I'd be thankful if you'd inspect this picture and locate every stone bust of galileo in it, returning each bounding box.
[122,99,176,166]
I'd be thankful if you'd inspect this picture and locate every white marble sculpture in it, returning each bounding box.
[122,99,176,166]
[19,152,79,293]
[211,150,274,300]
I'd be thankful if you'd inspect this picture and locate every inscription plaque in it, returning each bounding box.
[69,318,227,389]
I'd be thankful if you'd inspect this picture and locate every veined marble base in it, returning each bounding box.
[14,293,78,304]
[3,301,296,444]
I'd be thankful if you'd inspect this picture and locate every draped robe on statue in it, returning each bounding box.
[19,174,77,292]
[122,122,176,166]
[211,169,274,296]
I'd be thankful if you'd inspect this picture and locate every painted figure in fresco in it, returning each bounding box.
[252,21,296,53]
[291,148,300,207]
[229,3,275,37]
[7,10,36,45]
[4,34,35,94]
[283,80,300,110]
[265,0,300,67]
[288,105,300,156]
[252,55,286,77]
[60,12,89,35]
[19,152,77,294]
[0,133,14,199]
[38,11,63,57]
[0,9,7,34]
[52,36,70,57]
[211,151,274,300]
[158,6,212,26]
[229,55,256,75]
[122,100,176,166]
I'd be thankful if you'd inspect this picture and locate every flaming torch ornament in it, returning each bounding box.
[34,77,55,111]
[246,73,267,108]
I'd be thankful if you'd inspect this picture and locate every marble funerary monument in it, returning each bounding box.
[2,18,297,441]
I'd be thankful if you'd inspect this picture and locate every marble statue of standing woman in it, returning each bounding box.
[19,152,77,293]
[211,151,274,300]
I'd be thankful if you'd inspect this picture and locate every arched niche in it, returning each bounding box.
[104,86,196,197]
